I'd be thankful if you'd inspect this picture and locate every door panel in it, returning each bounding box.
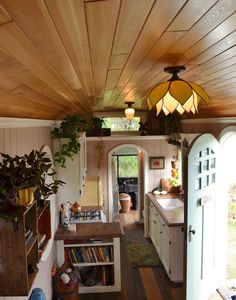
[186,134,220,300]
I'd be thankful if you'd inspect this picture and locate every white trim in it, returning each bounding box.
[182,117,236,124]
[107,143,148,222]
[87,135,169,141]
[0,117,56,128]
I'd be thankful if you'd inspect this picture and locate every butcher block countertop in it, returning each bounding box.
[147,192,184,226]
[54,222,124,241]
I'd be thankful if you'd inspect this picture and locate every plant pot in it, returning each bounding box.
[14,187,36,206]
[86,128,111,137]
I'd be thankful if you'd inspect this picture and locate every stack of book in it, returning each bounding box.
[64,246,114,264]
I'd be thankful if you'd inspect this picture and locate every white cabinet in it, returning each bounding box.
[53,133,86,203]
[147,198,184,282]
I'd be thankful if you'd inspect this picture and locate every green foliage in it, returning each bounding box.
[117,156,138,177]
[0,150,64,204]
[102,117,140,131]
[51,115,107,167]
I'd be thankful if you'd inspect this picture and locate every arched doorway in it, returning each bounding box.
[107,144,148,222]
[219,126,236,283]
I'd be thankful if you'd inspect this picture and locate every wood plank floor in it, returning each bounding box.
[79,210,184,300]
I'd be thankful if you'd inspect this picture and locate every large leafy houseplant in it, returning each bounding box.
[0,150,64,211]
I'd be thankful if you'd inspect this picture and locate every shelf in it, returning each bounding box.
[79,284,119,294]
[26,235,37,255]
[64,242,113,247]
[73,262,114,267]
[37,201,50,219]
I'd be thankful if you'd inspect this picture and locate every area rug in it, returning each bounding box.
[127,244,162,268]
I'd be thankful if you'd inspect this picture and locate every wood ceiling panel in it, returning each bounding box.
[0,48,78,113]
[0,4,11,23]
[180,13,236,65]
[85,0,120,101]
[112,0,154,55]
[11,85,67,112]
[108,0,187,104]
[109,54,129,70]
[44,0,94,103]
[168,0,236,54]
[168,0,218,31]
[105,69,122,91]
[0,22,86,112]
[0,0,83,92]
[0,88,62,119]
[0,71,21,90]
[0,1,235,119]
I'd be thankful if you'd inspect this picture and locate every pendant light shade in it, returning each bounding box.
[147,66,211,116]
[125,102,135,120]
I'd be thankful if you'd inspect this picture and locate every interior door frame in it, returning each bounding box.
[107,144,148,222]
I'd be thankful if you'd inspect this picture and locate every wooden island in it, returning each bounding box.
[55,222,124,294]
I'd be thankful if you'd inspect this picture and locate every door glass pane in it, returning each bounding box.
[202,148,209,156]
[211,173,216,184]
[210,158,216,169]
[202,159,209,172]
[195,162,201,174]
[196,152,201,158]
[211,149,215,154]
[202,175,209,188]
[195,178,201,190]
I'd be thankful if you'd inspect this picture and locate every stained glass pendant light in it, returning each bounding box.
[147,66,211,116]
[124,102,135,120]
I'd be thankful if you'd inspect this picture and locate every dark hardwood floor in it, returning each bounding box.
[79,211,184,300]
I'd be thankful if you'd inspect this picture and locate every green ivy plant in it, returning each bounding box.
[51,115,87,168]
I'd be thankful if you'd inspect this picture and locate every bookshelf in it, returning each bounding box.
[37,201,51,259]
[55,222,123,294]
[0,201,39,296]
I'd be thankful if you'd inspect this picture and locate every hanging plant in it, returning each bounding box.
[51,115,87,168]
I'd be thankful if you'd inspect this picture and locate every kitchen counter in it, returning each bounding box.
[147,192,184,226]
[54,222,124,240]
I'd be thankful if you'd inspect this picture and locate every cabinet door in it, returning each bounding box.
[161,222,171,276]
[148,204,156,245]
[155,213,162,256]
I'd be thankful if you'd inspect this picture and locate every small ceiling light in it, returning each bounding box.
[147,66,211,116]
[124,102,135,120]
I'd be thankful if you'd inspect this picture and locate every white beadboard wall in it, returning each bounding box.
[0,126,54,300]
[86,136,178,214]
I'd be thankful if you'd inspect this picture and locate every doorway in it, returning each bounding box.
[219,127,236,283]
[107,144,148,222]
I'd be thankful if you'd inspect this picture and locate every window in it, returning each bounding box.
[102,117,140,132]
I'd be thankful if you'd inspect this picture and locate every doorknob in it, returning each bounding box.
[189,225,196,242]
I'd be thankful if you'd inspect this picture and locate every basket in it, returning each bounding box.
[53,263,79,300]
[119,193,131,213]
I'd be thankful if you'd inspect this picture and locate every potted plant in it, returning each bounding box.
[52,115,111,167]
[0,150,64,209]
[51,114,87,167]
[86,117,111,137]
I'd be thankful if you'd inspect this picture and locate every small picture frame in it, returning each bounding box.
[149,156,165,170]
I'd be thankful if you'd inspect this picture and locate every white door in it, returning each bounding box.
[186,133,222,300]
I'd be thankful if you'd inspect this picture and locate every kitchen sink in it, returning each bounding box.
[157,198,184,210]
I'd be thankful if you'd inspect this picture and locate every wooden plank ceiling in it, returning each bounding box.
[0,0,235,120]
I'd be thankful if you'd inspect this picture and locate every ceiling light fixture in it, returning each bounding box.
[147,66,211,116]
[124,102,135,120]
